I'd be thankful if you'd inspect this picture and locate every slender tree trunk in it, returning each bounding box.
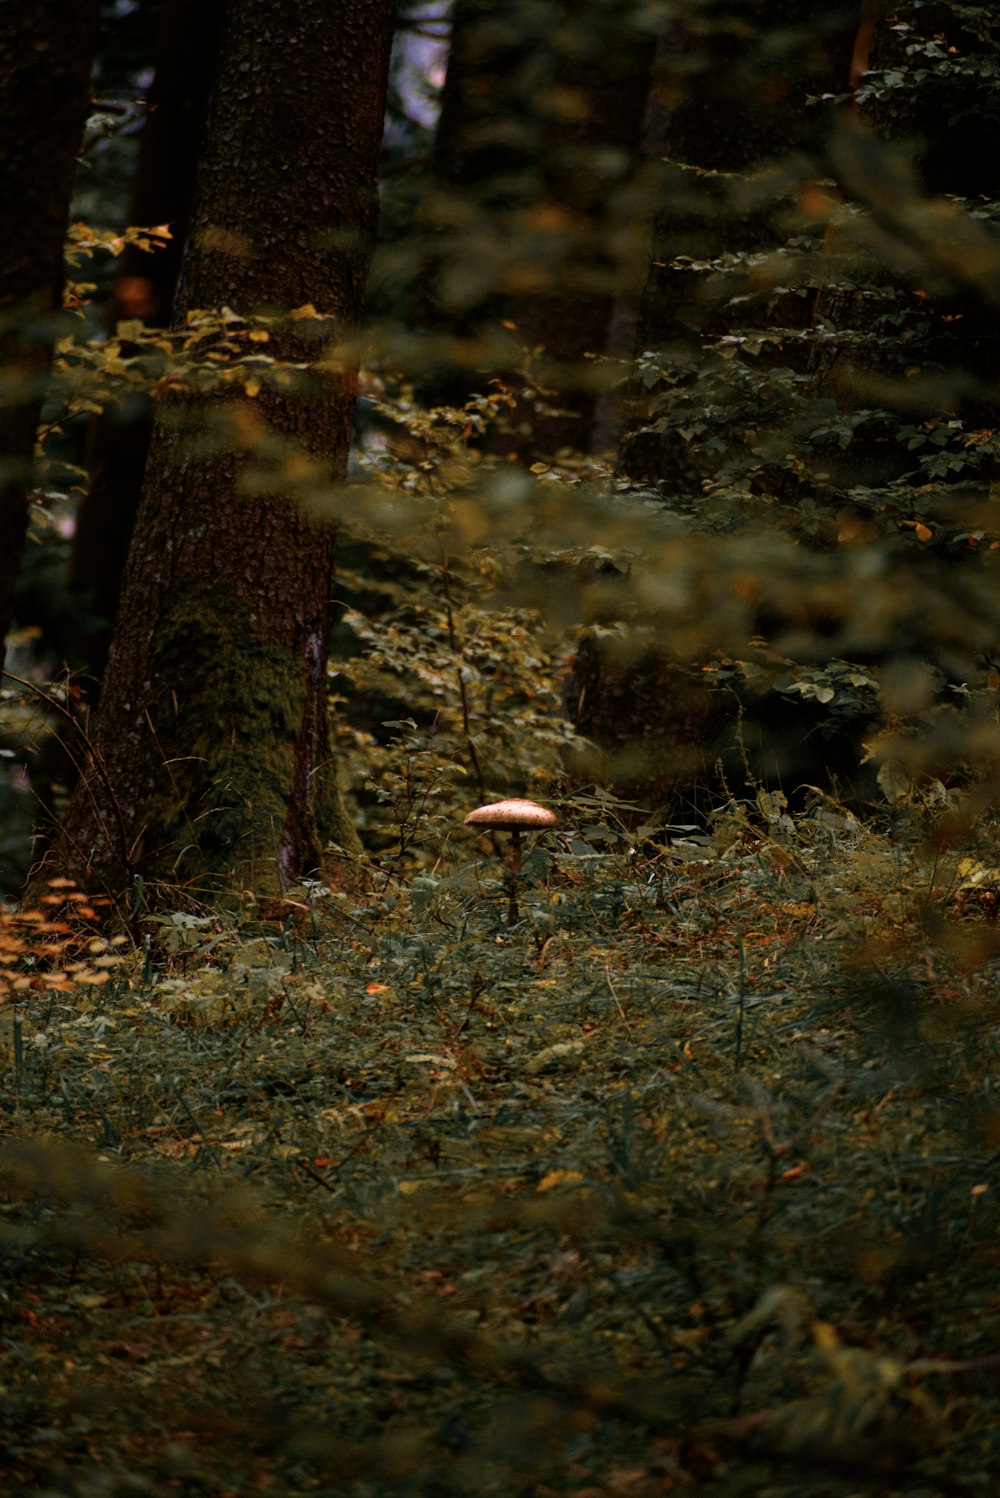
[69,0,224,689]
[499,0,656,461]
[54,0,396,899]
[413,0,658,461]
[0,0,99,671]
[619,0,858,483]
[407,0,555,415]
[416,0,553,321]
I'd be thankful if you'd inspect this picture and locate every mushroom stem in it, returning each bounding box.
[507,830,524,926]
[507,883,520,927]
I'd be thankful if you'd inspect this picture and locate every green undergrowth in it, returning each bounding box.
[3,796,1000,1496]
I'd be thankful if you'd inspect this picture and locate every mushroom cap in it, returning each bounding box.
[464,798,559,831]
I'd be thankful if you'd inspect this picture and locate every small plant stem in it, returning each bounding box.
[439,558,488,804]
[3,667,130,893]
[12,1010,23,1095]
[734,939,746,1072]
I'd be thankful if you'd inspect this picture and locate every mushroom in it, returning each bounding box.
[464,798,559,925]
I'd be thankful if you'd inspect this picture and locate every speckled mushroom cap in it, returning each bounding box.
[464,798,559,830]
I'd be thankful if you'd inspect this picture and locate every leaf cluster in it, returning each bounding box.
[0,878,121,1000]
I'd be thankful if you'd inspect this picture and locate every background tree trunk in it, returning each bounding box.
[406,0,556,412]
[570,4,863,801]
[498,0,658,462]
[410,0,659,461]
[54,0,396,898]
[0,0,99,671]
[69,0,224,691]
[619,0,857,484]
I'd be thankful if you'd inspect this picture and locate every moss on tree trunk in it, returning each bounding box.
[53,0,396,898]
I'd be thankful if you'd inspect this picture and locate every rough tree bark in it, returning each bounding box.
[54,0,396,898]
[0,0,99,671]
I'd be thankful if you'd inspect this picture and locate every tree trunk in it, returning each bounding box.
[498,0,657,462]
[412,0,658,461]
[69,0,224,690]
[0,0,99,671]
[54,0,396,899]
[417,0,553,317]
[571,5,861,797]
[406,0,556,415]
[619,0,857,483]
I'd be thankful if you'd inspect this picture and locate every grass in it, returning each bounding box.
[2,793,1000,1495]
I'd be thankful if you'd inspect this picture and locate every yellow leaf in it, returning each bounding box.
[248,328,270,342]
[536,1169,584,1193]
[289,303,320,321]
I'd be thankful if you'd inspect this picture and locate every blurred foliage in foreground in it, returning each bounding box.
[3,790,1000,1493]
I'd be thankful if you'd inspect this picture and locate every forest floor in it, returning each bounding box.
[2,792,1000,1497]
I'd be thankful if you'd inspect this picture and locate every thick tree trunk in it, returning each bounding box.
[0,0,99,670]
[54,0,396,898]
